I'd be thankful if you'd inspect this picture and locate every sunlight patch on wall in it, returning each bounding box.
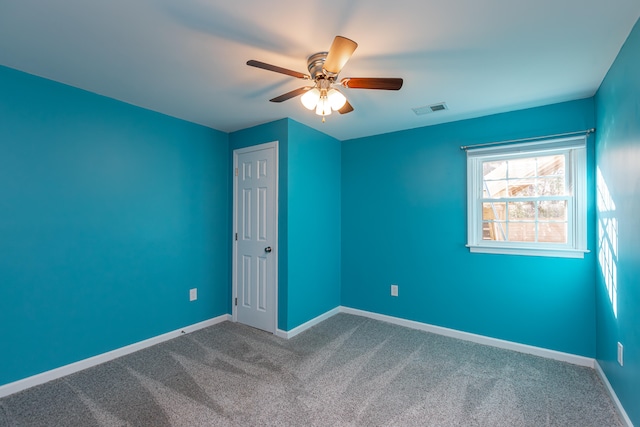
[597,167,618,318]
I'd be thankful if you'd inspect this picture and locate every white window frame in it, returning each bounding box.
[466,135,588,258]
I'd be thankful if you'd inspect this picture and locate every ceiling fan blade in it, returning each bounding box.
[341,77,403,90]
[323,36,358,75]
[338,100,354,114]
[269,87,313,103]
[247,60,310,80]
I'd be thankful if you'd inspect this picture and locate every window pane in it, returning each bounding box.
[483,161,506,179]
[483,180,507,198]
[483,221,506,241]
[508,222,536,242]
[536,177,565,196]
[483,202,506,220]
[538,222,567,243]
[507,158,536,178]
[538,200,567,220]
[508,179,535,197]
[508,201,535,220]
[537,154,565,176]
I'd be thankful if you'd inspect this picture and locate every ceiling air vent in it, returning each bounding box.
[412,102,449,116]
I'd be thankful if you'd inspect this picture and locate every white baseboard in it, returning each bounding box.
[0,314,231,399]
[595,361,634,427]
[340,306,595,368]
[273,305,595,368]
[275,306,341,339]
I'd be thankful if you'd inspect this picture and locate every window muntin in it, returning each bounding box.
[466,136,587,258]
[481,153,569,244]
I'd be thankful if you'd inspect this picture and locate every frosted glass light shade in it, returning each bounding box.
[301,88,320,110]
[327,89,347,111]
[315,97,332,116]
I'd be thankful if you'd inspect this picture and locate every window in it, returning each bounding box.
[466,136,588,258]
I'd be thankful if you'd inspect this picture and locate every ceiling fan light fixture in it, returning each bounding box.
[301,88,320,110]
[315,96,332,116]
[327,89,347,111]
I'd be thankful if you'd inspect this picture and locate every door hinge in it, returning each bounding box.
[235,232,238,241]
[235,167,238,176]
[235,297,238,306]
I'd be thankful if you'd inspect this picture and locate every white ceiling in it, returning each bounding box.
[1,1,639,141]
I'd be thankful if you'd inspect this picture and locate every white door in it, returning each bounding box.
[233,142,277,333]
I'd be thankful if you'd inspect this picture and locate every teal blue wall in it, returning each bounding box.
[287,120,341,329]
[595,17,640,426]
[229,119,341,331]
[342,98,597,356]
[0,65,230,386]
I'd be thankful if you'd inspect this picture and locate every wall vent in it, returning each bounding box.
[412,102,449,116]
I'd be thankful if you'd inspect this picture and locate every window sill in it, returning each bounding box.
[466,245,589,259]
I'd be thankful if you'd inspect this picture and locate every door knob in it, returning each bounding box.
[265,246,272,253]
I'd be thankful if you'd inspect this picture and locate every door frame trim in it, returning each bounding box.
[232,141,279,333]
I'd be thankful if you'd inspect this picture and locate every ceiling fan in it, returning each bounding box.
[247,36,403,122]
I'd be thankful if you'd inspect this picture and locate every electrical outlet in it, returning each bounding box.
[189,288,198,301]
[391,284,398,297]
[617,342,624,366]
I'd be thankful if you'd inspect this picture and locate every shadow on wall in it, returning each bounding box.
[597,167,618,318]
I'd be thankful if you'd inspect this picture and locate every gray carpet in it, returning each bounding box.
[0,314,624,426]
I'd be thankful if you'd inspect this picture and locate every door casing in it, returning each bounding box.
[232,141,279,333]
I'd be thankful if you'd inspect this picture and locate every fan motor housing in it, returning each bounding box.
[307,52,329,80]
